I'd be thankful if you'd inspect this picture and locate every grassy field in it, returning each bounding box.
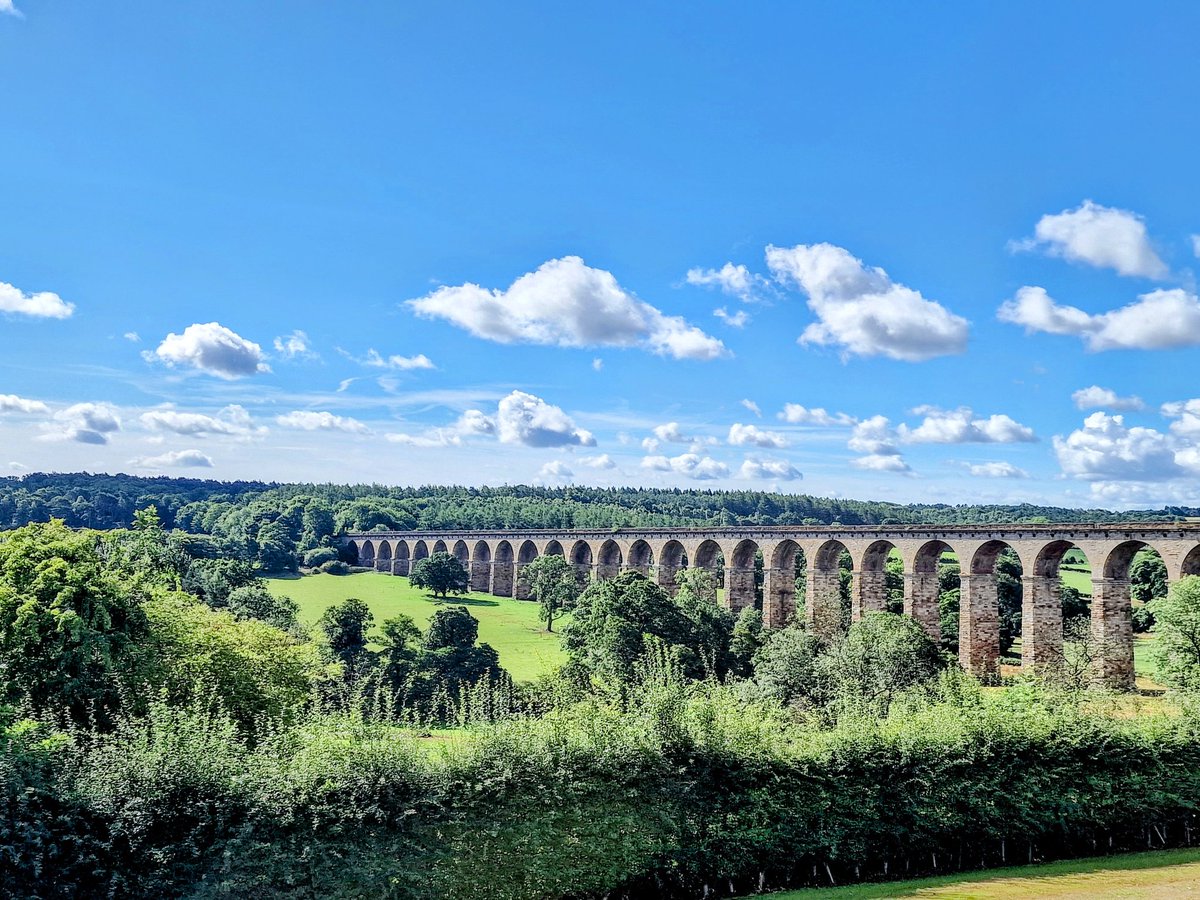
[752,848,1200,898]
[264,572,567,682]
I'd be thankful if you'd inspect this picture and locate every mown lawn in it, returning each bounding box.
[263,572,568,682]
[751,848,1200,898]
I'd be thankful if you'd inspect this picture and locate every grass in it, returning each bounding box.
[751,848,1200,898]
[264,571,568,682]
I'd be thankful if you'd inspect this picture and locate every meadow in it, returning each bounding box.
[264,571,567,682]
[754,848,1200,898]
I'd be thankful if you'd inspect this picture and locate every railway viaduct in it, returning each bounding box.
[341,524,1200,689]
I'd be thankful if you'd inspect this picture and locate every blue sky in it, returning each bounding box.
[2,1,1199,507]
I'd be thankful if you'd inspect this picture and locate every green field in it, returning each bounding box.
[753,848,1200,898]
[264,572,567,682]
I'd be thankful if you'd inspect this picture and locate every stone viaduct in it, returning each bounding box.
[341,524,1200,689]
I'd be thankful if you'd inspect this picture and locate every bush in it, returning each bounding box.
[302,547,339,568]
[319,559,351,575]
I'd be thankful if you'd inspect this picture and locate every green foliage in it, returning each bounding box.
[749,624,823,707]
[409,551,469,598]
[224,582,300,632]
[302,546,339,568]
[730,606,765,676]
[1152,576,1200,692]
[524,553,582,632]
[996,547,1023,656]
[318,598,376,682]
[1132,551,1169,604]
[0,521,148,725]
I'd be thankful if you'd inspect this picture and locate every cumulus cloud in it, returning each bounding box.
[386,409,497,447]
[1015,200,1167,278]
[362,349,436,370]
[124,332,141,343]
[778,404,856,426]
[999,285,1200,351]
[848,415,899,455]
[852,453,912,473]
[766,243,968,361]
[640,452,729,480]
[652,422,695,444]
[728,422,789,448]
[0,394,50,415]
[151,322,268,378]
[45,402,121,444]
[738,457,802,481]
[0,280,74,319]
[407,256,727,361]
[141,404,264,438]
[1162,399,1200,439]
[713,306,750,328]
[968,461,1029,478]
[1054,412,1182,481]
[0,1,22,17]
[899,406,1036,444]
[578,453,617,470]
[538,460,573,480]
[274,330,316,360]
[1072,385,1145,411]
[740,399,761,417]
[686,262,765,302]
[496,390,594,447]
[275,411,370,434]
[131,449,214,469]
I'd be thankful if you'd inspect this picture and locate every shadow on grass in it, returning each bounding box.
[423,594,500,607]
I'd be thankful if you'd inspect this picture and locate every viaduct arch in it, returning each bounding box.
[342,524,1200,690]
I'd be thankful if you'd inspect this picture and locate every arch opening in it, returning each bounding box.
[433,539,448,555]
[727,539,762,614]
[658,540,688,594]
[596,540,623,581]
[628,539,654,575]
[469,540,492,592]
[492,540,515,597]
[514,540,539,600]
[412,540,429,562]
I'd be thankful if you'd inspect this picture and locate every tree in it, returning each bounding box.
[524,554,582,632]
[1151,575,1200,692]
[750,624,822,707]
[409,552,469,599]
[318,598,376,681]
[225,583,300,632]
[1132,551,1168,604]
[729,606,764,677]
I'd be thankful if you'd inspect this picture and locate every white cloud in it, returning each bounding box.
[1162,399,1200,440]
[728,422,789,448]
[1016,200,1167,278]
[151,322,268,379]
[274,330,316,360]
[1072,385,1145,411]
[131,449,214,469]
[899,406,1036,444]
[592,357,604,371]
[124,332,141,343]
[44,402,121,445]
[713,307,750,328]
[740,399,761,417]
[0,1,22,17]
[363,349,436,370]
[640,452,729,480]
[653,422,693,444]
[968,461,1029,478]
[578,453,617,470]
[0,281,74,319]
[387,409,497,447]
[8,462,26,471]
[0,394,50,415]
[778,403,856,426]
[1054,412,1181,481]
[538,460,573,480]
[275,410,371,434]
[496,390,594,448]
[140,404,264,438]
[641,437,660,453]
[851,453,911,473]
[686,262,764,302]
[848,415,898,455]
[999,285,1200,351]
[766,243,968,361]
[407,256,727,361]
[1192,235,1200,259]
[738,457,802,481]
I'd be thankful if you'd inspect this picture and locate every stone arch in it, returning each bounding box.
[1182,544,1200,578]
[596,539,623,580]
[1091,539,1166,689]
[658,540,688,593]
[514,540,539,600]
[492,540,515,596]
[960,540,1023,680]
[628,539,654,575]
[570,540,594,584]
[452,540,469,565]
[906,540,952,642]
[1021,540,1092,674]
[360,540,375,566]
[412,540,429,562]
[544,539,564,557]
[727,539,760,614]
[764,539,804,627]
[808,539,849,637]
[856,539,896,620]
[377,540,393,561]
[346,540,360,565]
[393,538,412,578]
[470,540,492,592]
[433,539,448,554]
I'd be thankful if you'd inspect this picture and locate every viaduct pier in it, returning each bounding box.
[342,524,1200,688]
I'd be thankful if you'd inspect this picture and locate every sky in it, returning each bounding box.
[2,2,1199,508]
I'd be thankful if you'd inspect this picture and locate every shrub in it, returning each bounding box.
[319,559,351,575]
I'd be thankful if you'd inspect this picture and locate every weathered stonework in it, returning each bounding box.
[344,524,1200,690]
